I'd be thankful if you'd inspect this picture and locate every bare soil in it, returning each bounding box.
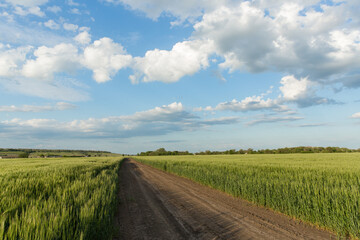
[113,158,335,240]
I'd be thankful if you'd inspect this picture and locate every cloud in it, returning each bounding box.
[83,37,132,83]
[103,0,223,23]
[2,0,356,104]
[280,75,313,101]
[120,102,194,122]
[298,123,328,127]
[0,43,89,101]
[0,36,133,99]
[334,74,360,89]
[194,2,276,73]
[198,116,239,126]
[0,102,240,139]
[22,43,80,80]
[54,102,77,110]
[3,0,360,91]
[0,45,32,77]
[279,75,338,107]
[67,0,80,7]
[351,112,360,119]
[2,76,90,101]
[5,0,47,17]
[74,31,91,45]
[98,1,360,89]
[5,0,48,8]
[0,11,14,22]
[47,5,61,13]
[213,96,286,112]
[200,75,338,114]
[44,19,60,30]
[14,6,45,17]
[70,8,81,15]
[130,39,214,83]
[108,1,358,88]
[79,26,90,32]
[247,115,303,126]
[1,35,207,89]
[193,1,360,82]
[0,102,76,112]
[0,19,70,46]
[63,23,78,32]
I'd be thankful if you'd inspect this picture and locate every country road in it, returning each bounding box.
[113,159,335,240]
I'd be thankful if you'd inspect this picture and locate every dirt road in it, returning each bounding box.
[113,159,334,239]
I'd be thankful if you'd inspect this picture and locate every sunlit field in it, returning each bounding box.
[0,157,123,240]
[135,153,360,238]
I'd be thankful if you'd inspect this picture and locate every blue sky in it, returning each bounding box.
[0,0,360,153]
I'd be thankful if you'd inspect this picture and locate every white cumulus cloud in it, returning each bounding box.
[82,37,132,83]
[101,1,360,88]
[74,31,91,45]
[279,75,335,107]
[14,6,45,17]
[0,45,32,77]
[280,75,313,101]
[351,112,360,119]
[193,1,360,82]
[44,19,60,30]
[130,39,214,83]
[22,43,80,80]
[63,23,78,32]
[194,2,275,73]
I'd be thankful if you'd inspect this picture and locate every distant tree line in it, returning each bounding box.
[195,146,360,155]
[0,148,113,158]
[138,146,360,156]
[137,148,192,156]
[0,148,110,153]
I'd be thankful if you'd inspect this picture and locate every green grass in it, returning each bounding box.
[134,153,360,238]
[0,157,123,240]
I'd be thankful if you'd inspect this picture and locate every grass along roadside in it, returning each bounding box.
[134,153,360,238]
[0,157,124,240]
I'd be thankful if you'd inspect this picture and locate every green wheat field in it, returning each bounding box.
[1,154,360,239]
[135,153,360,238]
[0,157,123,240]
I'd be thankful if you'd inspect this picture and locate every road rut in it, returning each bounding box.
[113,158,335,240]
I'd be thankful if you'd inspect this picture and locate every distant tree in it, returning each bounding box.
[18,152,29,158]
[246,148,254,154]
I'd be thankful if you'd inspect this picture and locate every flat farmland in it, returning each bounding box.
[1,154,358,239]
[0,157,123,240]
[135,153,360,238]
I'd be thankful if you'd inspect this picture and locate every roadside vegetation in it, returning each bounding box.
[138,148,192,156]
[138,146,360,156]
[0,157,123,239]
[135,153,360,238]
[0,148,121,158]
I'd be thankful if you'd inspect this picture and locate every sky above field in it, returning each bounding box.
[0,0,360,153]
